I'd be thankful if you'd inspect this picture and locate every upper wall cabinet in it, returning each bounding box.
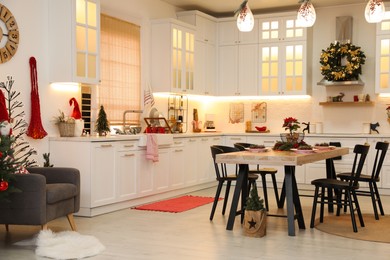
[49,0,100,85]
[151,19,196,94]
[177,11,217,95]
[376,14,390,94]
[258,14,308,95]
[218,19,258,45]
[217,19,259,96]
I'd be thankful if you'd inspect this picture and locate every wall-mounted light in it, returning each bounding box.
[365,0,385,23]
[234,0,254,32]
[297,0,316,27]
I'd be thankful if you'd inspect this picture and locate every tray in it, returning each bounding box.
[144,117,173,133]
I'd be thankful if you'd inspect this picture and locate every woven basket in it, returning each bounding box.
[58,122,75,137]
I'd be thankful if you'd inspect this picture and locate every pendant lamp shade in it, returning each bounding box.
[237,2,254,32]
[365,0,385,23]
[297,0,316,27]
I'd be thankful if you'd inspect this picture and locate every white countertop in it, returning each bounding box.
[48,131,390,142]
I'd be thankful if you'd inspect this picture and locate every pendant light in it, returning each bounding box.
[365,0,385,23]
[235,0,254,32]
[297,0,316,27]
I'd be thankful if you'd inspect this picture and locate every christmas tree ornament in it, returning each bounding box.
[0,180,9,191]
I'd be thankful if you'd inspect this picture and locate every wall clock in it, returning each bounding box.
[0,3,19,64]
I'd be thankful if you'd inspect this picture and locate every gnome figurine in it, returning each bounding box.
[69,97,84,136]
[0,90,10,136]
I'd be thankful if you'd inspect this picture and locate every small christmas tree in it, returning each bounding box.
[245,186,264,211]
[95,105,110,136]
[0,76,37,202]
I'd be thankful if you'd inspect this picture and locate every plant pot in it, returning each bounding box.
[280,133,304,144]
[242,209,267,237]
[58,122,75,137]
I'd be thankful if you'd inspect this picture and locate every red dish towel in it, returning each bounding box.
[146,134,159,162]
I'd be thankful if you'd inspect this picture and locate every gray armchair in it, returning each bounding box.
[0,167,80,231]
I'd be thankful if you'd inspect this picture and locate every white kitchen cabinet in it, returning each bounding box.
[217,19,258,96]
[174,138,198,186]
[171,141,186,189]
[116,142,139,201]
[198,136,222,182]
[375,16,390,93]
[177,10,217,44]
[90,142,116,207]
[218,19,258,46]
[177,11,217,95]
[49,0,100,84]
[151,19,196,94]
[218,44,258,96]
[258,14,307,96]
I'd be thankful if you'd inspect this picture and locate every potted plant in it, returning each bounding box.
[54,110,75,137]
[281,117,303,144]
[243,186,267,237]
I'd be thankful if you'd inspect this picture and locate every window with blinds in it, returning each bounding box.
[97,14,141,125]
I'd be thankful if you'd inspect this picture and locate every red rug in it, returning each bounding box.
[133,195,218,213]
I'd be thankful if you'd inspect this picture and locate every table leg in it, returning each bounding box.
[284,165,296,236]
[226,164,248,230]
[291,167,305,230]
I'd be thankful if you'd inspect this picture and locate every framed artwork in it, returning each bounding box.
[251,102,267,123]
[229,103,244,124]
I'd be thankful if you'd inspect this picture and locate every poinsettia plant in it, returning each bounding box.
[283,117,300,135]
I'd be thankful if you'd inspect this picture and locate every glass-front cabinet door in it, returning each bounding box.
[258,14,307,96]
[376,12,390,93]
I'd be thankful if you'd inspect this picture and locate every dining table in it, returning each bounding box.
[215,146,349,236]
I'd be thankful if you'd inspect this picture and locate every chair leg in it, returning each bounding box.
[278,178,286,208]
[67,213,77,231]
[261,174,269,211]
[319,187,325,223]
[41,224,48,230]
[271,174,280,208]
[222,181,232,216]
[310,186,319,228]
[352,191,365,228]
[5,224,9,232]
[369,182,379,220]
[373,182,385,216]
[210,181,224,220]
[347,191,358,233]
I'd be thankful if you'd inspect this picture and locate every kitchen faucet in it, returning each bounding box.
[123,109,143,134]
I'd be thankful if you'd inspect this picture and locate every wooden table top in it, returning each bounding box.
[215,147,349,166]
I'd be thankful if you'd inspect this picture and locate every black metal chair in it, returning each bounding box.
[337,141,389,220]
[209,145,258,221]
[234,143,280,211]
[310,144,370,232]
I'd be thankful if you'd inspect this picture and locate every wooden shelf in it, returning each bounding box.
[319,101,374,106]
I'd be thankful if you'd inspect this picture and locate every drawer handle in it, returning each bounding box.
[174,141,183,145]
[230,138,241,140]
[189,139,197,142]
[264,141,274,144]
[124,153,135,157]
[124,145,134,148]
[100,144,113,148]
[213,138,220,141]
[174,149,183,152]
[201,138,209,141]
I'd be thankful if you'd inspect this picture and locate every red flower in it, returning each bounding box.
[0,151,3,158]
[283,117,300,134]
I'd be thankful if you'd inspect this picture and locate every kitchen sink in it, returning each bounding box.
[137,134,173,147]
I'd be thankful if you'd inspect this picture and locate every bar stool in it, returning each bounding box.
[234,143,280,211]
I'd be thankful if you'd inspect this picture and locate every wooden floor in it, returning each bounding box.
[1,186,390,259]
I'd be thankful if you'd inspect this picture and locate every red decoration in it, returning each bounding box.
[0,180,8,191]
[69,97,82,119]
[0,89,9,122]
[26,57,48,139]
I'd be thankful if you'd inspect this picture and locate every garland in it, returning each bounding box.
[320,42,366,81]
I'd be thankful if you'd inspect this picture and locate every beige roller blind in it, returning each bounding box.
[99,14,141,124]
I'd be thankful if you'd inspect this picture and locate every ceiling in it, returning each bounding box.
[160,0,367,17]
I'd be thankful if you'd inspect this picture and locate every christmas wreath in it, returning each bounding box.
[320,41,366,81]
